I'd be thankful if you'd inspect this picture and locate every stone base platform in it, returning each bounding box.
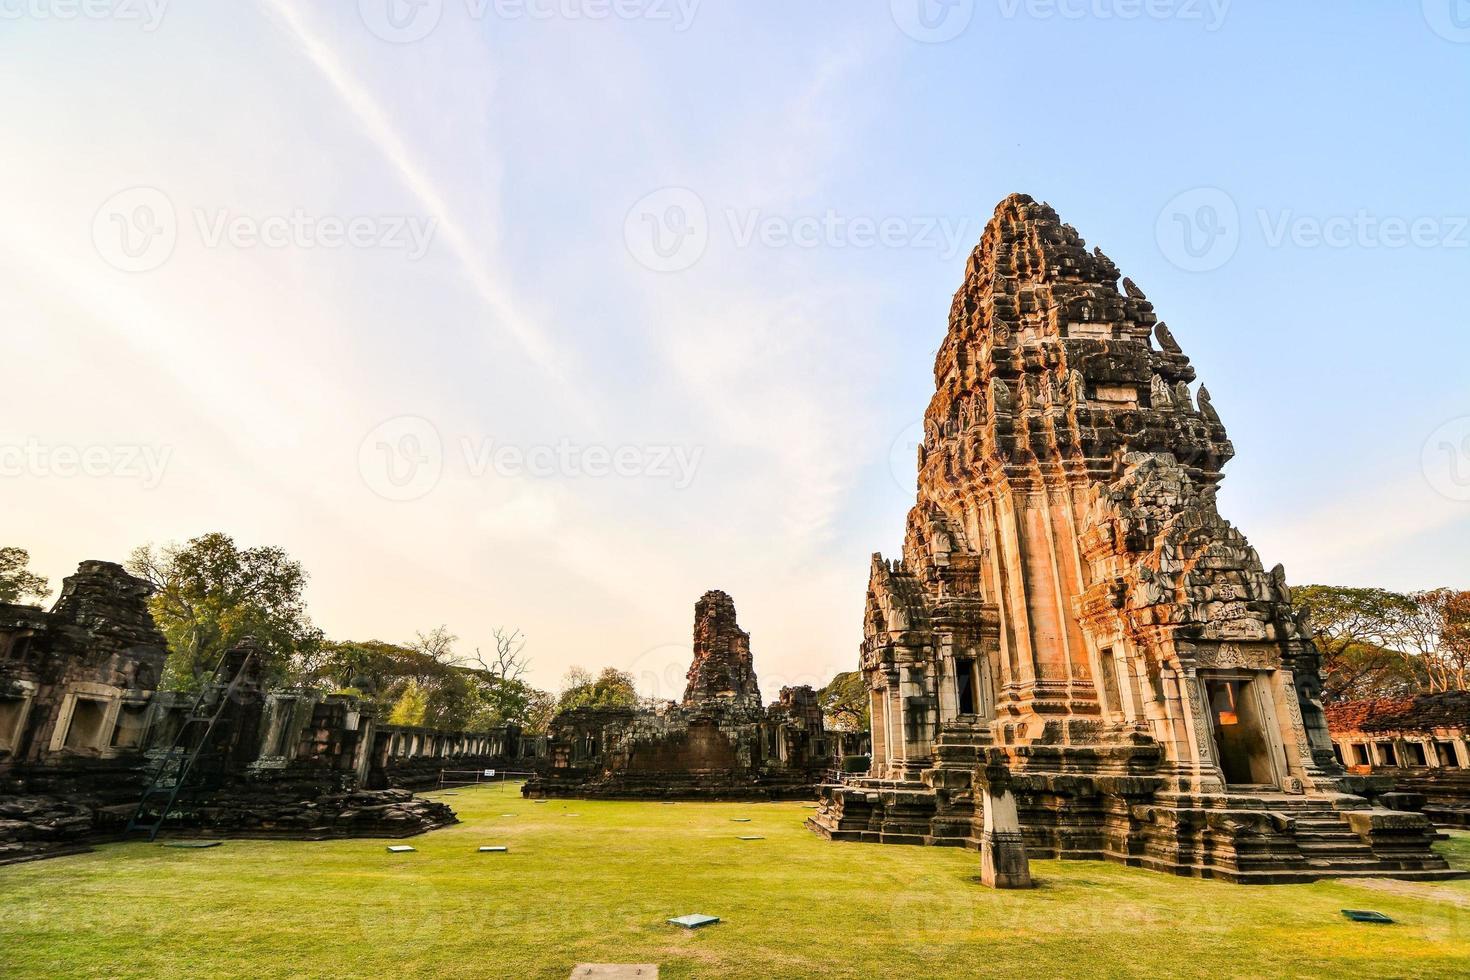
[807,778,1463,884]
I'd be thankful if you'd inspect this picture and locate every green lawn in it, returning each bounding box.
[3,786,1469,979]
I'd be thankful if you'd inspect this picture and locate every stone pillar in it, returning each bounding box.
[886,679,905,777]
[938,647,958,720]
[898,666,933,774]
[976,755,1031,889]
[869,687,887,774]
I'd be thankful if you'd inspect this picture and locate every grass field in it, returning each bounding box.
[2,785,1469,979]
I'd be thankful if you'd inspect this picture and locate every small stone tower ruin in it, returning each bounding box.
[683,590,763,718]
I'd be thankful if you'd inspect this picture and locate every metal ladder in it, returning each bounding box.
[124,648,256,842]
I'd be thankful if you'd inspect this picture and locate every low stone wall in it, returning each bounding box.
[150,777,456,840]
[0,772,457,864]
[0,757,154,864]
[1384,770,1470,827]
[529,766,824,801]
[523,701,836,802]
[377,753,539,791]
[0,795,98,864]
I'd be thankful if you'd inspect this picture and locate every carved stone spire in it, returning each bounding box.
[917,193,1233,505]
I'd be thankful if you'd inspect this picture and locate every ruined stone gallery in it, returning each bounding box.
[0,562,542,863]
[808,194,1455,883]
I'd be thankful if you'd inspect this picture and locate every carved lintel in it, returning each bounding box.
[1193,643,1279,671]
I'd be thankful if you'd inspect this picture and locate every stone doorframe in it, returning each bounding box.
[939,649,996,723]
[1194,668,1290,791]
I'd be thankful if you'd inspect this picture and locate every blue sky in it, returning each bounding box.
[2,1,1467,694]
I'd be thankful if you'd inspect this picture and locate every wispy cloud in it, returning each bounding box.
[257,0,584,411]
[635,42,889,552]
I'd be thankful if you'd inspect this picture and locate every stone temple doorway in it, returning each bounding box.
[1204,674,1278,787]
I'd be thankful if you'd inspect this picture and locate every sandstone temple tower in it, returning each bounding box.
[809,194,1453,882]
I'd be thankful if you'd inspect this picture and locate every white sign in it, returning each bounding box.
[484,769,496,777]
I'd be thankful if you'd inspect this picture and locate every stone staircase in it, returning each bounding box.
[1244,793,1461,882]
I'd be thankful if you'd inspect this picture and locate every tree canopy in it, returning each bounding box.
[127,533,323,688]
[1294,584,1470,699]
[556,666,639,713]
[819,670,869,731]
[0,547,50,606]
[304,627,553,733]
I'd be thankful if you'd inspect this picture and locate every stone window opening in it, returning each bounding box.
[1435,740,1460,767]
[1331,742,1344,766]
[0,694,31,752]
[109,701,150,749]
[1098,647,1122,715]
[1351,743,1371,767]
[1374,741,1398,767]
[1404,741,1428,767]
[2,631,35,663]
[63,697,112,751]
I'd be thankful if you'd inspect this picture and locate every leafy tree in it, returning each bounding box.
[0,547,50,606]
[313,627,552,732]
[819,670,869,731]
[388,679,430,726]
[522,687,557,735]
[126,533,323,689]
[308,638,426,696]
[556,666,639,713]
[462,628,538,726]
[1402,589,1470,693]
[1292,585,1421,700]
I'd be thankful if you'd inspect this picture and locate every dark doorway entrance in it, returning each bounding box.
[1205,675,1276,786]
[955,658,976,715]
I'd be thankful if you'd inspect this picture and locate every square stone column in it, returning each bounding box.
[975,754,1032,889]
